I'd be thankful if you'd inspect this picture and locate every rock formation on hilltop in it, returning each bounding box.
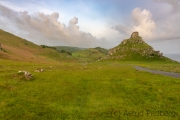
[102,32,166,61]
[130,31,139,38]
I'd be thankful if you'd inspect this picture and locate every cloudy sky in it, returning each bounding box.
[0,0,180,53]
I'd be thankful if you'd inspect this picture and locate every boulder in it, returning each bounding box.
[18,71,33,80]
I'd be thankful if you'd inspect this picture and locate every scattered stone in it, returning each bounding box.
[18,71,33,80]
[34,68,44,72]
[98,67,102,69]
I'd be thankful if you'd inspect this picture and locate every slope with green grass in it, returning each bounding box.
[55,46,86,53]
[104,32,174,62]
[0,29,76,63]
[72,47,108,62]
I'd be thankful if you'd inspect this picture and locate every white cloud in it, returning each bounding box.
[0,1,22,11]
[131,8,156,39]
[153,0,180,13]
[151,0,180,40]
[0,3,108,48]
[114,5,180,41]
[114,8,156,40]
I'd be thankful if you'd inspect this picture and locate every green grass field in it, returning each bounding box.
[0,59,180,120]
[72,48,107,62]
[1,29,180,119]
[141,63,180,73]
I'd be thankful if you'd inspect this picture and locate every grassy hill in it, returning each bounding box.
[55,46,108,62]
[72,47,108,62]
[0,29,76,63]
[94,47,108,55]
[55,46,86,53]
[103,32,176,62]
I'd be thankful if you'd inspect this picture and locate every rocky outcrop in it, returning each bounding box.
[108,48,116,56]
[131,32,139,38]
[103,32,164,61]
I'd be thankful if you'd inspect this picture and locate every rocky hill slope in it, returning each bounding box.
[102,32,173,61]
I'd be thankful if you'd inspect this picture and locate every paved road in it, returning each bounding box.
[135,66,180,78]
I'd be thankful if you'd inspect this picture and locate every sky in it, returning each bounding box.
[0,0,180,53]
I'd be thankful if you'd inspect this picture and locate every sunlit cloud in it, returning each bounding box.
[0,3,109,48]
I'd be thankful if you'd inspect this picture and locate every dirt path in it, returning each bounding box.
[135,66,180,78]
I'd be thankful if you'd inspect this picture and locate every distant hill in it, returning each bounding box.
[94,47,108,55]
[0,29,76,63]
[72,47,108,62]
[55,46,86,53]
[2,29,173,63]
[102,32,175,62]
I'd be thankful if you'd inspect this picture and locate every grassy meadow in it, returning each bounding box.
[1,29,180,119]
[141,63,180,73]
[0,59,180,120]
